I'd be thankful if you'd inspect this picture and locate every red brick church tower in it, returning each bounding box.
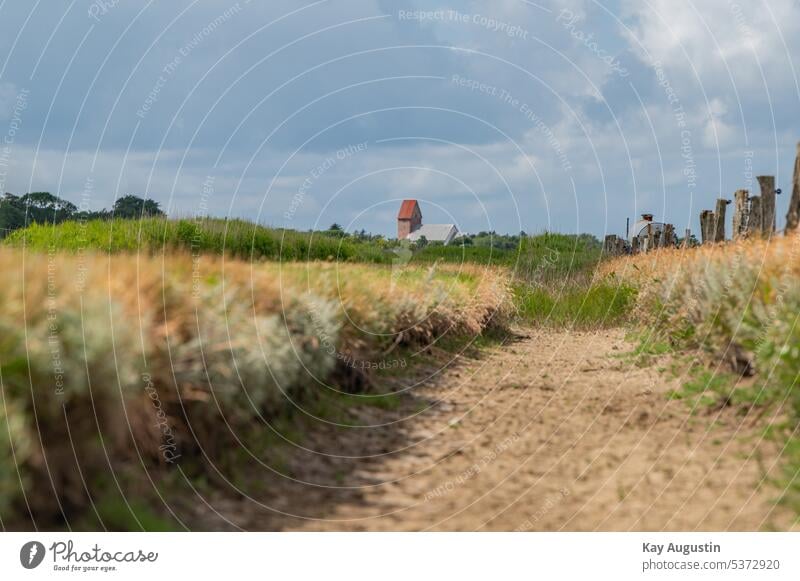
[397,199,422,239]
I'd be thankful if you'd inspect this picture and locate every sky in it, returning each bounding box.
[0,0,798,238]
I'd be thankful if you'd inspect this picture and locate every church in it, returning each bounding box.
[396,199,458,245]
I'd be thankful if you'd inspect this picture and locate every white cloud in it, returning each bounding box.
[622,0,800,94]
[702,98,736,148]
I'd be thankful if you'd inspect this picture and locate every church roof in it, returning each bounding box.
[397,199,419,220]
[407,223,458,242]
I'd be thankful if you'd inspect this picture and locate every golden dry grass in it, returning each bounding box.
[0,248,513,522]
[602,231,800,512]
[600,231,800,367]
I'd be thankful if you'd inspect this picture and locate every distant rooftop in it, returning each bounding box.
[397,199,419,220]
[407,223,458,244]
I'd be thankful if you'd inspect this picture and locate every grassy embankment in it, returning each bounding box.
[6,216,592,268]
[0,246,512,528]
[6,217,634,327]
[602,233,800,514]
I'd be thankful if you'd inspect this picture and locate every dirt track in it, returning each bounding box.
[203,329,796,531]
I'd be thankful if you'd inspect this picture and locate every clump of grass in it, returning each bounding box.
[0,257,145,519]
[602,234,800,397]
[513,280,636,327]
[515,232,602,283]
[667,369,736,409]
[505,232,630,329]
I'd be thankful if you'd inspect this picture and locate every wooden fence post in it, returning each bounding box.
[646,223,655,251]
[787,142,800,233]
[663,223,675,247]
[732,189,750,240]
[749,196,762,237]
[714,198,730,242]
[757,175,776,237]
[700,210,715,244]
[603,234,618,254]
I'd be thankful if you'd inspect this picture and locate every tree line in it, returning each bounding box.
[0,192,164,238]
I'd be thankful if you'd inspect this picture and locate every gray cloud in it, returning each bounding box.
[0,0,798,237]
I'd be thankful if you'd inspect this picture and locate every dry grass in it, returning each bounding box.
[0,248,512,524]
[602,232,800,512]
[600,232,800,372]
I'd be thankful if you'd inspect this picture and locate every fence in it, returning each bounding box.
[604,141,800,255]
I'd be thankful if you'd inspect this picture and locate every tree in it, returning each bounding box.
[112,195,165,219]
[324,222,347,238]
[0,192,78,236]
[21,192,77,213]
[22,192,77,225]
[0,194,25,237]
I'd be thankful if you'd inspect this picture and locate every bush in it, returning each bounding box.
[0,253,146,519]
[0,248,513,525]
[0,399,31,517]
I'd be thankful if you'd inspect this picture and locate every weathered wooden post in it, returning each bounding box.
[603,234,615,254]
[787,142,800,233]
[714,198,730,242]
[646,223,655,252]
[749,196,763,237]
[604,234,627,255]
[732,189,750,240]
[663,223,675,247]
[700,210,715,244]
[606,234,624,255]
[757,175,776,237]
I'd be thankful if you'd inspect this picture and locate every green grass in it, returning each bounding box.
[507,233,629,329]
[514,281,636,327]
[4,217,390,263]
[75,493,180,532]
[4,217,602,276]
[775,434,800,516]
[412,231,601,274]
[667,369,733,408]
[515,232,602,281]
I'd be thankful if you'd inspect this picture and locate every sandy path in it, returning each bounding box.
[276,330,788,530]
[211,328,795,531]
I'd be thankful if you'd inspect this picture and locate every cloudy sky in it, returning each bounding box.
[0,0,798,237]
